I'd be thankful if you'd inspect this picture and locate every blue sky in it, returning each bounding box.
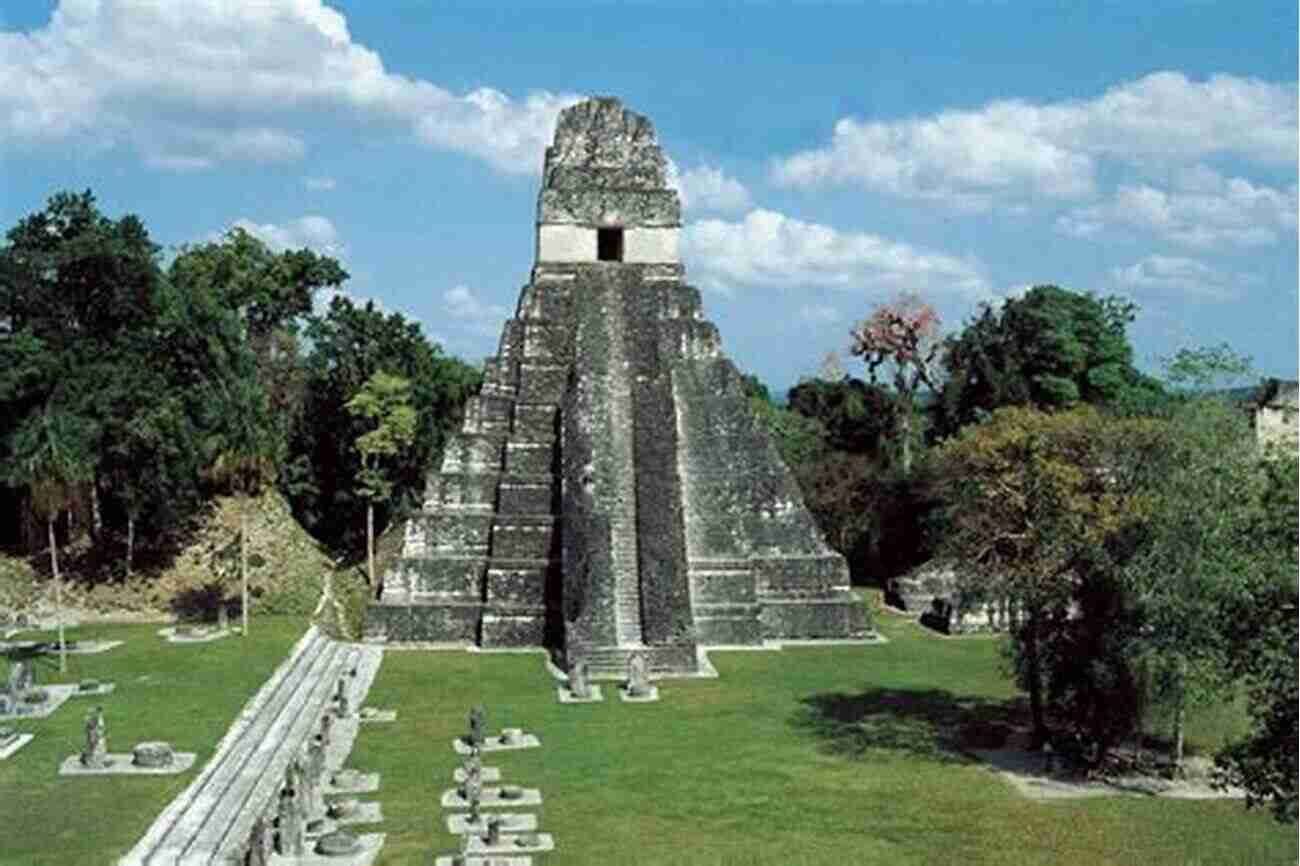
[2,1,1296,395]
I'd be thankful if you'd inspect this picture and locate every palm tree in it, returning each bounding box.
[204,376,277,637]
[5,409,96,672]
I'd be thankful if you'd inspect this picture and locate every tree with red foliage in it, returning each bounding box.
[849,292,943,475]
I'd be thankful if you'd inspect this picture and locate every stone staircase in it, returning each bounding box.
[120,628,377,866]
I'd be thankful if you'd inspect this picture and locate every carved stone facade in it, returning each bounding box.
[1255,378,1298,455]
[365,97,870,674]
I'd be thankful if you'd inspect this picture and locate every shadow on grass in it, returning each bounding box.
[792,687,1029,763]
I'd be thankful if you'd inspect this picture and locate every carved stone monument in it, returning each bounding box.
[569,658,591,699]
[467,705,485,748]
[626,652,650,697]
[366,97,870,674]
[80,706,108,768]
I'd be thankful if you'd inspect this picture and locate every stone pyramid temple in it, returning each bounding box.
[365,97,870,674]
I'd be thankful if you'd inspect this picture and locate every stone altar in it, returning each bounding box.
[366,97,870,674]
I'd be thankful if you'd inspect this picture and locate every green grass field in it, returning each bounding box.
[0,617,307,866]
[1,605,1293,866]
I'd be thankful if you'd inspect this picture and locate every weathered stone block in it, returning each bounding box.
[425,512,494,554]
[490,519,558,560]
[689,567,756,603]
[754,555,849,599]
[496,482,554,515]
[480,613,546,647]
[517,363,568,403]
[511,403,557,439]
[407,557,485,597]
[504,442,554,476]
[694,612,763,645]
[760,598,871,639]
[433,473,500,509]
[485,566,548,606]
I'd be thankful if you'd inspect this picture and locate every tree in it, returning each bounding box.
[1211,451,1298,821]
[168,227,348,462]
[0,190,171,558]
[849,292,943,476]
[3,409,96,672]
[1119,353,1258,770]
[289,295,480,554]
[346,372,418,596]
[204,375,277,636]
[937,285,1164,436]
[936,406,1159,751]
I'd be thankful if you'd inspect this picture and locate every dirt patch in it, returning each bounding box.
[971,749,1245,801]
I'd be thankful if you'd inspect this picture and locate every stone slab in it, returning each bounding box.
[156,626,232,644]
[358,708,396,723]
[618,685,659,703]
[453,733,540,754]
[326,771,381,795]
[69,682,117,698]
[59,752,197,776]
[330,801,384,826]
[557,684,603,703]
[0,683,76,720]
[466,832,554,854]
[269,831,385,866]
[446,813,537,835]
[0,732,34,760]
[435,857,531,866]
[440,787,543,809]
[0,639,123,654]
[454,766,502,783]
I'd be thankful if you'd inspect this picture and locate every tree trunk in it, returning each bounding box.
[1172,664,1186,773]
[240,496,249,637]
[367,501,376,597]
[1025,612,1046,748]
[48,515,66,674]
[899,402,913,477]
[91,481,101,542]
[126,514,135,578]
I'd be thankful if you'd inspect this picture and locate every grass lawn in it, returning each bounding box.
[0,616,309,866]
[352,604,1296,866]
[0,603,1291,866]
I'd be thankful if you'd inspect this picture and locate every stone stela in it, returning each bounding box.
[366,96,870,675]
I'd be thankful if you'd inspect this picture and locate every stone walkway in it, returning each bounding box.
[119,627,381,865]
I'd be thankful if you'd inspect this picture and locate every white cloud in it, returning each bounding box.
[667,161,752,213]
[681,209,989,299]
[772,72,1297,209]
[0,0,579,173]
[304,176,338,191]
[443,285,509,337]
[798,303,840,324]
[1057,167,1298,249]
[230,215,345,258]
[1111,255,1241,302]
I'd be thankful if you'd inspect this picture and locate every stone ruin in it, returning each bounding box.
[367,97,870,674]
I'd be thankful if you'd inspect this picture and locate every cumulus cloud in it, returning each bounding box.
[0,0,579,173]
[444,285,510,337]
[229,215,345,258]
[681,209,989,299]
[1111,255,1241,302]
[667,161,752,213]
[772,71,1297,209]
[1057,167,1298,249]
[798,303,840,324]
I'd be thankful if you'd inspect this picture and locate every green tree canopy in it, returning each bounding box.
[937,285,1165,436]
